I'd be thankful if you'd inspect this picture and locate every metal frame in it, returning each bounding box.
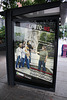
[12,1,60,17]
[5,10,15,85]
[0,1,60,90]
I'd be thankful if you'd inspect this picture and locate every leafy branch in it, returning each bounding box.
[2,0,61,11]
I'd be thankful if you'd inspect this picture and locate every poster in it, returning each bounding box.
[14,21,55,83]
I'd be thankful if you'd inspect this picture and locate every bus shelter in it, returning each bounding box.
[0,1,60,91]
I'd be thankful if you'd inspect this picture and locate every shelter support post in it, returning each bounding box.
[5,10,15,86]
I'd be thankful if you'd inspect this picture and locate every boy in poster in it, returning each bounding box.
[38,46,48,72]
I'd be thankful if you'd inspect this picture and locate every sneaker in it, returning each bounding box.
[16,67,19,69]
[20,67,23,69]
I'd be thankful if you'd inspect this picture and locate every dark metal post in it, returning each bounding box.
[5,10,15,86]
[53,17,59,90]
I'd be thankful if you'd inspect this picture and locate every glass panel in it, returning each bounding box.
[14,20,56,84]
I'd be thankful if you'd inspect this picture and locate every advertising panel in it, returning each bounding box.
[14,20,56,84]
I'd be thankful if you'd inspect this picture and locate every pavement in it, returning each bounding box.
[0,51,67,100]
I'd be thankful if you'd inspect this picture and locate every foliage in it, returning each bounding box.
[64,24,67,32]
[2,0,61,10]
[2,0,18,10]
[59,24,67,38]
[15,32,21,36]
[37,32,55,52]
[0,26,5,43]
[59,31,63,38]
[47,32,55,43]
[40,32,55,43]
[0,26,5,38]
[65,32,67,37]
[21,0,34,6]
[64,24,67,37]
[40,32,47,42]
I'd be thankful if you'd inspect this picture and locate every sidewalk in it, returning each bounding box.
[0,51,67,100]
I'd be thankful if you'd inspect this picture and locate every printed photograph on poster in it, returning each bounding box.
[14,21,55,83]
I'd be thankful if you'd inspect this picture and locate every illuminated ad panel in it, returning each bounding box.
[14,20,56,86]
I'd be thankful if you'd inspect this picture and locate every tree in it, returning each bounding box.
[47,32,55,43]
[21,0,34,6]
[40,32,55,44]
[2,0,18,10]
[40,32,47,42]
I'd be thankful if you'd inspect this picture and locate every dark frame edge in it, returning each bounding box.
[5,10,15,86]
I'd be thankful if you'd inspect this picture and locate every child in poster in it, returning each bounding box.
[38,46,48,72]
[16,43,22,68]
[19,44,30,69]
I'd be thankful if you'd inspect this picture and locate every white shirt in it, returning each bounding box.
[16,47,22,57]
[21,48,26,58]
